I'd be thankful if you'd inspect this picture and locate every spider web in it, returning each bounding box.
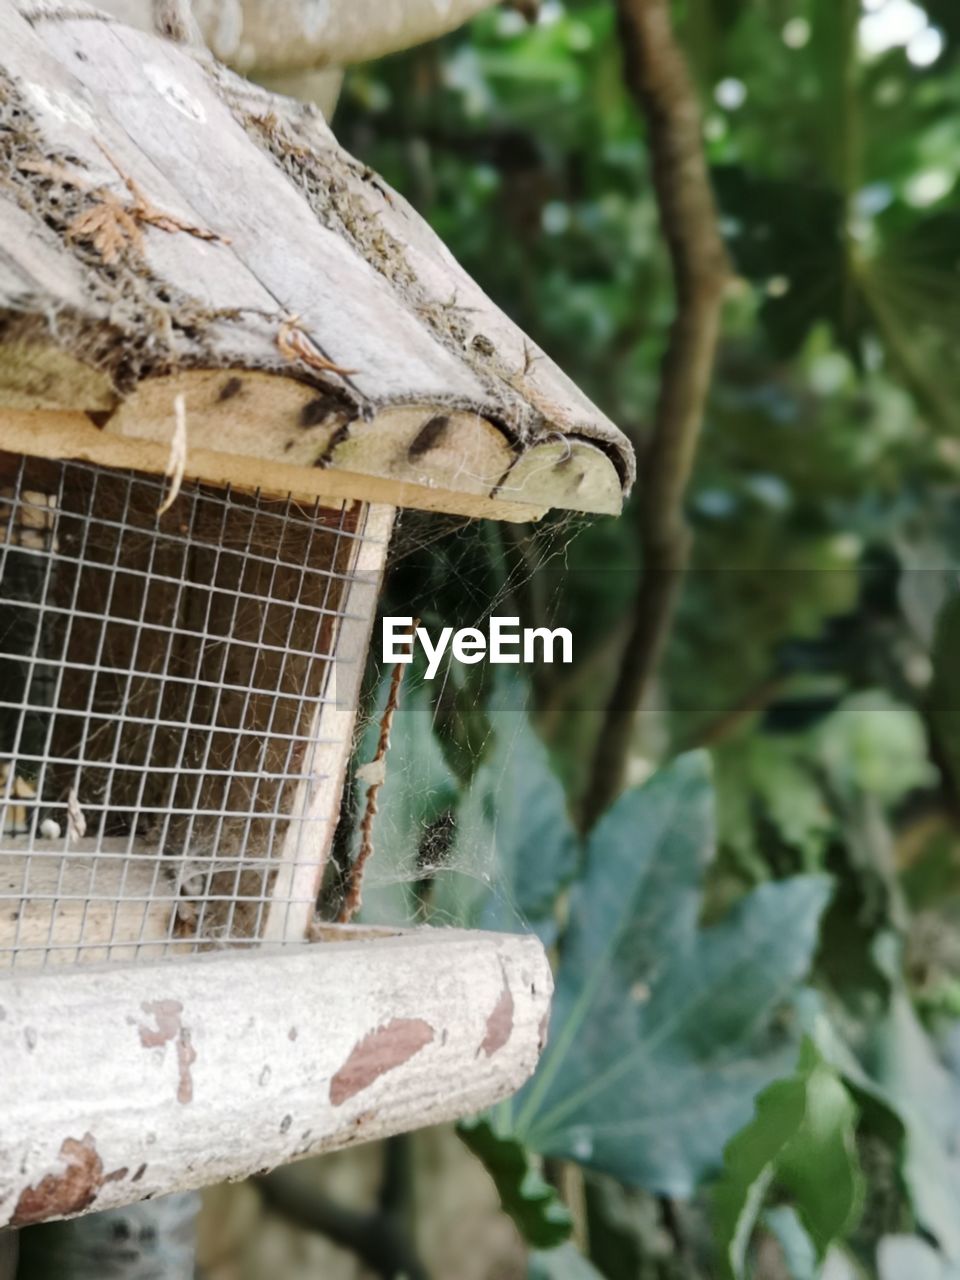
[327,506,588,931]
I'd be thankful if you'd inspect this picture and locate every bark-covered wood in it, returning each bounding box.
[0,0,633,519]
[0,927,552,1226]
[583,0,729,826]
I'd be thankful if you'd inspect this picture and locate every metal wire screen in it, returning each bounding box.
[0,453,385,968]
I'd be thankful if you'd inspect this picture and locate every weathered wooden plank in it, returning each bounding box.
[0,927,552,1226]
[0,840,188,968]
[0,1,634,516]
[263,503,394,945]
[497,439,624,516]
[105,374,522,500]
[0,410,550,521]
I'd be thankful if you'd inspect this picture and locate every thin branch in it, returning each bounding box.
[338,643,415,923]
[581,0,728,830]
[680,673,787,753]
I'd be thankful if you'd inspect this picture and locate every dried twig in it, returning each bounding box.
[338,638,416,924]
[66,787,87,844]
[67,142,228,264]
[582,0,729,830]
[277,315,358,377]
[157,393,188,516]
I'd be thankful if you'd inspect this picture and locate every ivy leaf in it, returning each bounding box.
[713,1040,864,1280]
[457,1115,572,1249]
[510,753,832,1193]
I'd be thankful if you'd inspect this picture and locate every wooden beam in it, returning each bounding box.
[264,504,395,944]
[0,927,552,1226]
[0,410,549,523]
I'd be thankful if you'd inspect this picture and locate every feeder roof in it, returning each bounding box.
[0,0,635,520]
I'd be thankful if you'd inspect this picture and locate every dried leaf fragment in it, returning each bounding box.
[157,393,188,517]
[277,316,358,377]
[66,788,87,844]
[16,157,88,186]
[67,142,229,263]
[68,193,144,264]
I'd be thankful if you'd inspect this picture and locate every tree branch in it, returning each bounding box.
[582,0,728,830]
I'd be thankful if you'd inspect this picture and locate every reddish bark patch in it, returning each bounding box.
[479,974,514,1058]
[139,999,196,1104]
[12,1134,103,1226]
[330,1017,434,1106]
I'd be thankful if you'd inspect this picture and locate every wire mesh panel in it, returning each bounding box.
[0,453,388,968]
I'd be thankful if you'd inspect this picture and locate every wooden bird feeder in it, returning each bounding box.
[0,0,634,1228]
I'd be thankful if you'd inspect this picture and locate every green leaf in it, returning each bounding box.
[511,753,833,1193]
[868,988,960,1263]
[435,698,578,934]
[714,1041,864,1280]
[457,1116,573,1250]
[811,692,936,806]
[528,1243,605,1280]
[717,736,834,876]
[803,978,960,1266]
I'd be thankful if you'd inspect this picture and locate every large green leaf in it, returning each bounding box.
[457,1116,572,1249]
[714,1040,864,1279]
[434,699,578,935]
[509,753,832,1192]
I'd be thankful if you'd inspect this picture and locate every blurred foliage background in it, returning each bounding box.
[112,0,960,1276]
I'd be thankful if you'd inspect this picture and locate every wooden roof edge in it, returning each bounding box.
[0,0,635,517]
